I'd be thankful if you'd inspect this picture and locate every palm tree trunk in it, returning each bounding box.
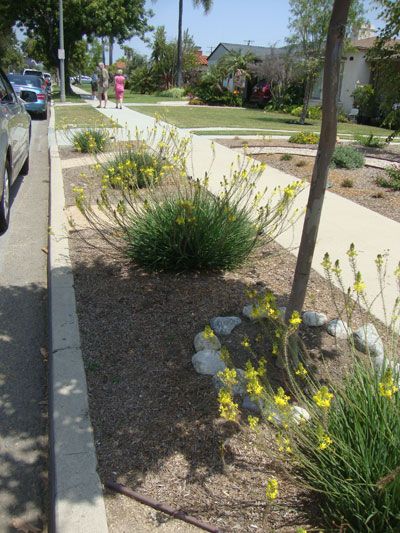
[176,0,184,87]
[109,36,114,66]
[285,0,352,324]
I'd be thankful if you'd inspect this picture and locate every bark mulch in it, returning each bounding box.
[63,143,387,532]
[217,140,400,224]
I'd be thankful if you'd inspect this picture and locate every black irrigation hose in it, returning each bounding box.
[106,480,221,533]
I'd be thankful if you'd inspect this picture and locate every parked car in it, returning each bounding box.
[248,80,272,108]
[0,68,31,233]
[8,74,49,119]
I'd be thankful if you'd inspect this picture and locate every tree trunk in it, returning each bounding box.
[176,0,184,87]
[109,36,113,66]
[299,75,313,125]
[285,0,352,323]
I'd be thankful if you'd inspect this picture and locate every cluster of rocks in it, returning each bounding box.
[191,307,395,424]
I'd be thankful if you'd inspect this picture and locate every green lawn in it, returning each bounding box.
[55,106,118,129]
[74,85,184,104]
[132,106,394,137]
[51,85,84,102]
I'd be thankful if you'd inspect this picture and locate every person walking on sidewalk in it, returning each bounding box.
[114,69,125,109]
[97,62,109,108]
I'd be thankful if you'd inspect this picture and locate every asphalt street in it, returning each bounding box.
[0,118,49,531]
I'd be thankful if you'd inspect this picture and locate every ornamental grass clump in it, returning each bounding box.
[103,146,164,189]
[288,132,319,144]
[72,126,303,272]
[72,128,109,153]
[217,246,400,531]
[376,166,400,191]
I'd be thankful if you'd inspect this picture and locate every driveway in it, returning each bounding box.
[0,118,49,531]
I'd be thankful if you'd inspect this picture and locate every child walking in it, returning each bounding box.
[114,69,125,109]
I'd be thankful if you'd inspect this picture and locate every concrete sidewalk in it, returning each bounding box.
[72,86,400,325]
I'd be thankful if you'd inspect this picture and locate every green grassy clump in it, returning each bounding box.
[356,134,385,149]
[341,178,354,188]
[280,153,293,161]
[297,363,400,532]
[125,187,258,272]
[104,147,164,189]
[157,87,186,99]
[331,146,365,169]
[288,132,319,144]
[376,166,400,191]
[72,128,109,153]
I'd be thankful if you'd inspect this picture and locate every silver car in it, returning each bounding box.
[0,68,31,233]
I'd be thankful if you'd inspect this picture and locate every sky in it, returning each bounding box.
[116,0,384,59]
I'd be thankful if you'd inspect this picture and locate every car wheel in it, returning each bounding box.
[41,107,48,120]
[0,163,11,234]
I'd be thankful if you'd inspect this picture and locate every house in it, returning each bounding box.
[195,49,208,70]
[207,42,286,67]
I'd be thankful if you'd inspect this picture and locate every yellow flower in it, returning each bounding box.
[241,337,250,349]
[353,272,366,294]
[217,368,238,388]
[265,478,278,501]
[276,434,292,454]
[395,262,400,279]
[318,434,333,450]
[321,252,332,271]
[295,363,308,378]
[218,389,239,422]
[313,386,333,409]
[347,243,357,258]
[248,415,259,429]
[289,311,302,328]
[379,368,399,399]
[219,346,231,365]
[274,387,290,408]
[203,325,215,339]
[245,361,264,398]
[176,216,185,225]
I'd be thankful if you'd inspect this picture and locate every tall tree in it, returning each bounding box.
[2,0,152,91]
[285,0,352,326]
[176,0,213,87]
[287,0,365,124]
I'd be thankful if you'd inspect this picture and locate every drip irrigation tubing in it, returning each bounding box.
[106,480,221,533]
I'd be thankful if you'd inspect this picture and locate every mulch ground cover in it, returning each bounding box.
[62,142,387,532]
[217,139,400,224]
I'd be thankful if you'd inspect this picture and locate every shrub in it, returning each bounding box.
[355,134,385,149]
[352,84,379,123]
[290,106,322,120]
[337,111,349,123]
[296,159,307,167]
[74,126,303,272]
[102,146,164,189]
[331,146,364,169]
[72,128,109,153]
[376,166,400,191]
[156,87,186,99]
[288,132,319,144]
[192,73,242,107]
[341,178,354,188]
[188,96,203,105]
[280,153,293,161]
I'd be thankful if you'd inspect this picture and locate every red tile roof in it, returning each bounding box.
[196,50,208,66]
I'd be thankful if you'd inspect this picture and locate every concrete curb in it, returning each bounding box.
[48,109,108,532]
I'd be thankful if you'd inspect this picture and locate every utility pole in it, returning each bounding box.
[58,0,66,102]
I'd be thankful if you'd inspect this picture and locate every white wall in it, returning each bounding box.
[339,50,371,113]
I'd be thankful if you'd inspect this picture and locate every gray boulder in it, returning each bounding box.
[242,395,264,414]
[353,323,384,358]
[210,316,241,336]
[303,311,327,327]
[194,331,221,352]
[326,319,352,339]
[192,350,226,375]
[212,368,246,396]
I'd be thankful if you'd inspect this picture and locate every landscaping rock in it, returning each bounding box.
[291,405,311,424]
[302,311,327,327]
[242,304,269,320]
[353,323,384,358]
[212,368,247,396]
[242,395,263,414]
[278,306,286,319]
[326,319,352,339]
[194,331,221,352]
[192,350,226,375]
[210,316,241,336]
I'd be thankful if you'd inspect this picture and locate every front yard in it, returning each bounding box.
[54,105,118,129]
[132,105,394,137]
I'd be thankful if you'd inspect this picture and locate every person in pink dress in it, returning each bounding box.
[114,69,125,109]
